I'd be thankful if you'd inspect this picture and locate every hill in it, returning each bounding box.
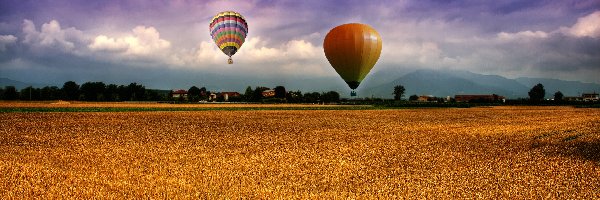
[361,69,600,99]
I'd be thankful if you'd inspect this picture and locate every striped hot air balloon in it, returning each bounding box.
[209,11,248,64]
[323,23,382,96]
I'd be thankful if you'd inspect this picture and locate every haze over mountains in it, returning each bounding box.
[362,69,600,99]
[2,69,599,99]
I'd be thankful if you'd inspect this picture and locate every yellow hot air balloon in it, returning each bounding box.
[323,23,382,96]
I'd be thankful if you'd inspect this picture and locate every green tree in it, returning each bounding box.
[188,86,201,102]
[117,85,129,101]
[40,86,60,100]
[321,91,340,103]
[528,83,545,102]
[303,92,321,103]
[408,94,419,101]
[128,83,145,101]
[286,90,303,103]
[80,82,106,101]
[252,86,269,102]
[243,86,253,102]
[199,87,207,100]
[554,91,564,102]
[61,81,79,100]
[274,86,286,99]
[3,86,18,100]
[393,85,405,100]
[104,84,119,101]
[20,86,40,100]
[145,89,164,101]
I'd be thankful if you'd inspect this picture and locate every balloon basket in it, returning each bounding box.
[227,58,233,64]
[350,91,357,97]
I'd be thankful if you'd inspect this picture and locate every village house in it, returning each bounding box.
[564,92,599,102]
[582,92,599,102]
[171,89,188,100]
[417,95,437,102]
[218,92,241,101]
[207,92,241,102]
[262,89,275,98]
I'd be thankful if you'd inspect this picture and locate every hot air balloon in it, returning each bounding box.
[209,11,248,64]
[323,23,382,96]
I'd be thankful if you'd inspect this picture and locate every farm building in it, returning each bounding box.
[565,92,599,102]
[563,96,583,101]
[455,94,505,103]
[582,92,599,101]
[262,90,275,98]
[171,90,188,99]
[218,92,241,102]
[417,95,437,102]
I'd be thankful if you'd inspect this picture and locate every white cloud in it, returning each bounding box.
[497,30,549,41]
[22,19,87,53]
[191,37,330,76]
[89,26,171,57]
[239,37,321,62]
[566,11,600,38]
[237,37,328,75]
[88,35,128,52]
[0,35,17,51]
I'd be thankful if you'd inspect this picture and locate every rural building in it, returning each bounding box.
[417,95,437,102]
[564,92,599,102]
[564,96,583,101]
[218,92,241,101]
[582,92,599,101]
[262,89,275,98]
[171,89,188,99]
[455,94,505,103]
[208,93,217,101]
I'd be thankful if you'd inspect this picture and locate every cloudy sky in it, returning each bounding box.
[1,0,599,89]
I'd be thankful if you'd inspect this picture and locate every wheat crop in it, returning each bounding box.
[0,105,598,198]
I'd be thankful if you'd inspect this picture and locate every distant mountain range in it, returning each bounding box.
[362,69,600,99]
[0,78,47,90]
[2,69,599,99]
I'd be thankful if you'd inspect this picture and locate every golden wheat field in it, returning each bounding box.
[0,103,599,198]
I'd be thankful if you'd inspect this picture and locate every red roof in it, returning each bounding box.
[172,89,188,94]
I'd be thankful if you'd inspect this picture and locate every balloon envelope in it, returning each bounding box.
[209,11,248,63]
[323,23,382,89]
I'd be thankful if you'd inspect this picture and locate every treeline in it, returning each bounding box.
[239,86,340,103]
[0,81,166,101]
[0,81,341,103]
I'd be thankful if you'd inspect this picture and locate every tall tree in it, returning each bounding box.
[554,91,564,102]
[303,92,321,103]
[199,87,207,99]
[409,94,419,101]
[2,86,18,100]
[321,91,340,103]
[393,85,405,100]
[104,84,119,101]
[40,86,60,100]
[80,82,106,101]
[188,86,201,102]
[62,81,80,100]
[128,82,145,101]
[20,86,40,100]
[252,86,269,102]
[274,86,286,99]
[286,90,303,103]
[243,86,253,102]
[528,83,545,102]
